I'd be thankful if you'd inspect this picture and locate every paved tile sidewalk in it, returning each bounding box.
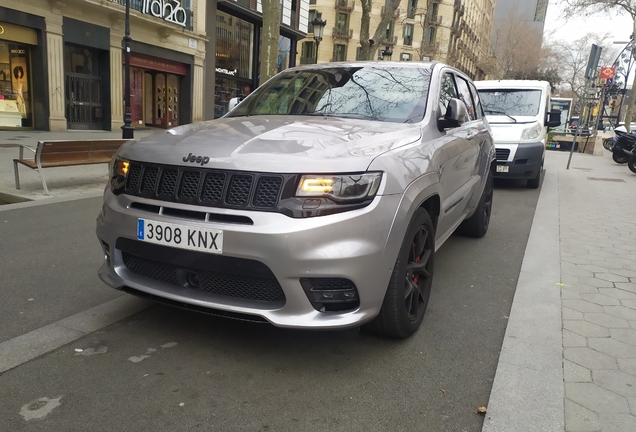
[0,129,159,202]
[483,147,636,432]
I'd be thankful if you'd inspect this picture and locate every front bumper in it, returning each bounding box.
[96,189,403,329]
[494,142,544,180]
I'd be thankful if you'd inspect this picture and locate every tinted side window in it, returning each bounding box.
[439,73,458,118]
[455,76,476,121]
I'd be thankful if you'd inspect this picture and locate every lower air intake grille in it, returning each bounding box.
[122,252,286,303]
[495,148,510,161]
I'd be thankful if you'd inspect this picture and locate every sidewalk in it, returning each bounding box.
[483,148,636,432]
[1,129,635,431]
[0,129,160,203]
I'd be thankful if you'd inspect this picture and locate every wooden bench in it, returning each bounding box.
[13,139,128,195]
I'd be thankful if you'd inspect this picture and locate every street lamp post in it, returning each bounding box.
[121,0,134,139]
[311,14,326,64]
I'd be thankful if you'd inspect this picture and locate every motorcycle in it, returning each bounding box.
[611,129,636,164]
[628,149,636,174]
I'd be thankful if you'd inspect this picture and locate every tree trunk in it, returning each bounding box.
[358,0,401,60]
[259,0,281,85]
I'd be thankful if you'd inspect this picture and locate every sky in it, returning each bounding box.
[544,0,633,45]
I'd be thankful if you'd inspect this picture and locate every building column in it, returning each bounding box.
[203,0,217,120]
[193,54,205,122]
[45,15,66,131]
[110,30,124,130]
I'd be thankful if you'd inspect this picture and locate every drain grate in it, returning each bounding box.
[587,177,625,183]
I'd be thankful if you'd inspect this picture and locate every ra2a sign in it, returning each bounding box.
[142,0,188,27]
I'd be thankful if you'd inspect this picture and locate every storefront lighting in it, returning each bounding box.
[311,13,326,64]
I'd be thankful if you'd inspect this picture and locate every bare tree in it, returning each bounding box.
[358,0,402,60]
[492,12,545,79]
[566,0,636,131]
[550,32,615,107]
[260,0,281,84]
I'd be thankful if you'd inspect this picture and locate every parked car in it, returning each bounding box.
[474,80,561,188]
[96,61,496,339]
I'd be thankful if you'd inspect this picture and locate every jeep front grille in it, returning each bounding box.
[124,161,286,210]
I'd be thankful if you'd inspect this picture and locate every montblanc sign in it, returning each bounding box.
[142,0,188,27]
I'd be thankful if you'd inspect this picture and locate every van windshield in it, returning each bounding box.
[477,89,542,117]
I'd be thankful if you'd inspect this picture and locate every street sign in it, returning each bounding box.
[600,67,615,79]
[606,78,613,86]
[585,44,602,80]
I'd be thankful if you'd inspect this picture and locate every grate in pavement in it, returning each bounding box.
[587,177,625,182]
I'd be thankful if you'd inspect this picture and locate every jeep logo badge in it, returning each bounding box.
[183,153,210,166]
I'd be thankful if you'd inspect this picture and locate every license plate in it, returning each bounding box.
[496,165,509,173]
[137,219,223,254]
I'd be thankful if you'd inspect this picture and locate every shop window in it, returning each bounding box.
[216,11,254,79]
[0,41,32,128]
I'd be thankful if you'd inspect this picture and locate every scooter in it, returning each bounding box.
[611,129,636,164]
[628,149,636,174]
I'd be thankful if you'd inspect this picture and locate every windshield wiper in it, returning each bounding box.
[485,109,517,123]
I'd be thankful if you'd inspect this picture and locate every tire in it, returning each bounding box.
[612,149,629,164]
[628,154,636,174]
[603,138,615,151]
[457,169,493,238]
[364,208,435,339]
[527,160,543,189]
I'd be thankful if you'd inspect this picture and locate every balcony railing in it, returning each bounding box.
[406,8,415,19]
[332,27,354,39]
[404,36,413,46]
[425,15,442,26]
[300,56,317,65]
[421,41,440,52]
[381,7,400,18]
[383,35,398,45]
[335,0,355,12]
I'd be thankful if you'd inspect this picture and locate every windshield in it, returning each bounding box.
[477,89,542,117]
[227,66,432,123]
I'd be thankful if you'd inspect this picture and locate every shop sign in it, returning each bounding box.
[129,53,187,75]
[142,0,188,27]
[216,68,237,76]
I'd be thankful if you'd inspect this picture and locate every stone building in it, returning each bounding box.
[298,0,496,80]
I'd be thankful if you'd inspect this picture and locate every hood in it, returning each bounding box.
[485,116,540,142]
[119,116,422,173]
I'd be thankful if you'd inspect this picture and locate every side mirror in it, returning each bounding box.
[546,109,561,128]
[438,98,468,131]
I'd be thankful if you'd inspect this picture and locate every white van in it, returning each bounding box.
[474,80,561,188]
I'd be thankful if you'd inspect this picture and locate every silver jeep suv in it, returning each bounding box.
[97,61,495,339]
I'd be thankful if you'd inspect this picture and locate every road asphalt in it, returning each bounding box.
[1,129,635,431]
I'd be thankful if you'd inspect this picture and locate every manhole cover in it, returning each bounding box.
[587,177,625,182]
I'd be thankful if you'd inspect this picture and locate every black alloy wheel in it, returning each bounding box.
[628,154,636,174]
[404,224,433,322]
[364,208,435,339]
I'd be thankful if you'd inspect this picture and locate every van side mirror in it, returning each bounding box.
[438,98,468,131]
[546,109,561,128]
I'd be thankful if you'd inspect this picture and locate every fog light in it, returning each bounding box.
[100,240,111,267]
[300,278,360,312]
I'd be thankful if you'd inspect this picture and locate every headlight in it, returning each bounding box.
[520,122,542,141]
[296,173,382,201]
[110,157,130,193]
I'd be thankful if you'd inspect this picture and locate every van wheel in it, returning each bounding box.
[457,170,493,238]
[364,208,435,339]
[527,162,543,189]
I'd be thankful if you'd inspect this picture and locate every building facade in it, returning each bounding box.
[0,0,310,130]
[297,0,495,80]
[492,0,548,36]
[1,0,208,131]
[205,0,310,119]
